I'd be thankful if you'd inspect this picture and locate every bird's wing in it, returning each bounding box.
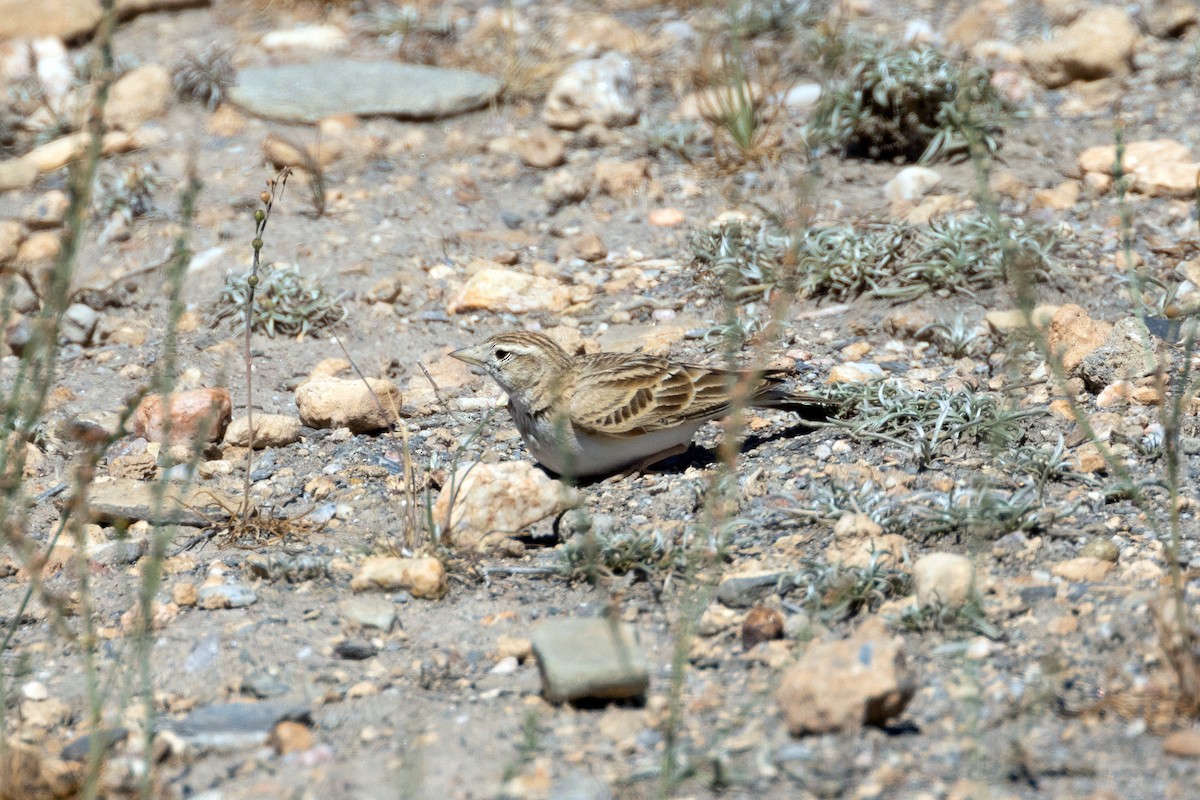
[568,354,740,435]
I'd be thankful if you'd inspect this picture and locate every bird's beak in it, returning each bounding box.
[450,344,486,368]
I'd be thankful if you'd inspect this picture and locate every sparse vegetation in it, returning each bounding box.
[172,45,235,109]
[214,262,346,338]
[808,43,1006,162]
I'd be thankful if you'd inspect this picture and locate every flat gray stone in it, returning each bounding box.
[531,618,649,703]
[230,60,501,124]
[171,700,310,751]
[339,596,397,632]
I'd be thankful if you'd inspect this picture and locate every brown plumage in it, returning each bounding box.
[451,331,835,478]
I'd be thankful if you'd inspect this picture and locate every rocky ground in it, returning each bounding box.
[4,0,1200,798]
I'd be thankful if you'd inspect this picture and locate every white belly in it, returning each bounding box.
[513,404,702,477]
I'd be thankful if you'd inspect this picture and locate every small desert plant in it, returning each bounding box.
[896,595,1001,640]
[559,525,672,581]
[92,160,163,223]
[692,212,1057,305]
[808,43,1006,162]
[790,554,912,621]
[825,378,1038,469]
[172,45,235,109]
[214,262,346,338]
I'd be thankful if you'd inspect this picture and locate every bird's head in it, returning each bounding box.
[450,331,571,397]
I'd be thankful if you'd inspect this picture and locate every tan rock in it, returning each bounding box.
[1073,442,1106,473]
[1077,139,1200,198]
[594,158,650,198]
[404,349,480,414]
[567,231,606,262]
[268,721,315,755]
[15,231,61,267]
[1031,180,1080,211]
[542,168,590,208]
[446,268,573,315]
[913,553,976,609]
[513,127,566,169]
[1163,729,1200,758]
[828,532,910,571]
[432,461,580,550]
[984,305,1058,336]
[1022,6,1139,87]
[1046,304,1110,373]
[648,207,684,227]
[24,130,139,174]
[775,626,915,735]
[104,64,171,131]
[827,363,883,384]
[133,388,232,444]
[0,0,103,40]
[561,14,642,56]
[223,414,302,448]
[0,157,38,192]
[295,377,401,433]
[944,0,1000,50]
[0,220,24,263]
[1051,556,1113,582]
[351,556,448,598]
[22,190,69,229]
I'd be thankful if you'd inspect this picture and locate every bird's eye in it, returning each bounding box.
[494,348,511,361]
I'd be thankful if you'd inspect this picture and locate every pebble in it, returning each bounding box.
[432,461,580,551]
[295,377,401,433]
[134,387,233,444]
[648,207,684,227]
[1163,729,1200,757]
[171,700,311,751]
[350,556,447,599]
[913,553,976,609]
[716,570,790,608]
[1022,6,1138,87]
[339,596,398,631]
[775,624,914,735]
[542,168,591,209]
[884,166,941,204]
[197,583,258,609]
[230,60,501,123]
[446,268,575,315]
[1078,317,1156,392]
[22,190,69,229]
[1050,557,1113,583]
[742,605,784,649]
[531,617,649,703]
[1077,139,1200,198]
[223,414,302,448]
[543,53,639,130]
[61,303,99,345]
[260,24,347,52]
[1046,304,1111,373]
[103,64,172,131]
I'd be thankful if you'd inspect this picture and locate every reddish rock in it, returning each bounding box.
[134,388,232,444]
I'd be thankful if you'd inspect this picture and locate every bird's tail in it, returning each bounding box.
[749,375,839,424]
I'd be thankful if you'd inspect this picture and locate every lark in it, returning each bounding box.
[451,331,835,478]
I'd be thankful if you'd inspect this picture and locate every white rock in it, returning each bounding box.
[261,24,348,52]
[913,553,976,608]
[543,52,639,130]
[885,166,943,204]
[432,461,580,550]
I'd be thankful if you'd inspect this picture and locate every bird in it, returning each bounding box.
[450,331,836,479]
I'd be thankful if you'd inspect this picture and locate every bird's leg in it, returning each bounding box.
[601,443,690,484]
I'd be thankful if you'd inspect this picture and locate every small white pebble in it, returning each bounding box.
[21,681,48,701]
